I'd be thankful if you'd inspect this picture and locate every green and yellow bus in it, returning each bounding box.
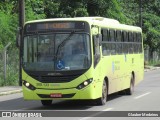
[21,17,144,106]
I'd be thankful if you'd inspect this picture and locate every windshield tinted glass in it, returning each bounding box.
[23,33,91,71]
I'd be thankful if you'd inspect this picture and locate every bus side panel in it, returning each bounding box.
[100,53,144,95]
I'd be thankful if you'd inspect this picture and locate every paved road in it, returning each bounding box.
[0,69,160,118]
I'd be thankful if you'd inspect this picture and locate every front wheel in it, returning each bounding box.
[41,100,52,106]
[96,80,108,105]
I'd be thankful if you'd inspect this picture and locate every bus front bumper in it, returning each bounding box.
[22,85,99,100]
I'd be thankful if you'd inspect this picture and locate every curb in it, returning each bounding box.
[0,89,22,96]
[144,67,160,72]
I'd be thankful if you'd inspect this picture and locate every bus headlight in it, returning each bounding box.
[76,78,93,90]
[23,80,36,91]
[25,82,30,87]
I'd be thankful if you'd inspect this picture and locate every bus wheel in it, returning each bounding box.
[96,80,108,105]
[41,100,52,106]
[126,74,134,95]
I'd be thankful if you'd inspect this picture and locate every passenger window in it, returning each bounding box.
[123,31,128,42]
[109,30,115,42]
[129,32,133,42]
[101,29,109,41]
[116,30,122,42]
[133,33,137,42]
[137,33,142,43]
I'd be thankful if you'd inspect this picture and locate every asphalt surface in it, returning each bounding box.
[0,69,160,119]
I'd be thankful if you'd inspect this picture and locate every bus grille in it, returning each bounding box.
[31,75,80,83]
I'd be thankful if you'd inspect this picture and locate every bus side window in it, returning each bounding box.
[129,32,133,53]
[137,33,142,53]
[133,32,137,53]
[93,35,100,67]
[123,31,128,54]
[101,28,110,55]
[109,30,116,55]
[116,30,122,42]
[121,31,124,54]
[109,30,115,42]
[129,32,133,42]
[116,30,122,54]
[101,29,109,41]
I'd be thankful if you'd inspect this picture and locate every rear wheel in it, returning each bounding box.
[41,100,52,106]
[126,74,134,95]
[96,80,108,105]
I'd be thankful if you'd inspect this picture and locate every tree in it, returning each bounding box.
[142,0,160,58]
[44,0,88,18]
[0,1,18,49]
[25,0,45,21]
[87,0,126,23]
[143,13,160,57]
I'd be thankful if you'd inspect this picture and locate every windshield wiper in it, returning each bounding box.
[55,30,83,58]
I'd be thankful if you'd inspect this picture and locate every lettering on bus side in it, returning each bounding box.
[114,61,120,71]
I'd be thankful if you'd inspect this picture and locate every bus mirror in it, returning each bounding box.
[92,27,99,35]
[94,34,102,46]
[16,28,20,47]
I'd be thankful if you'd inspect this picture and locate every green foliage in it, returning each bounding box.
[0,1,19,86]
[0,0,160,86]
[142,0,160,54]
[0,10,17,50]
[0,49,19,86]
[120,0,140,25]
[25,0,45,21]
[143,13,160,52]
[43,0,88,18]
[148,60,160,67]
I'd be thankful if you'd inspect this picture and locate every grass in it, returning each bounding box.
[148,60,160,67]
[0,65,19,87]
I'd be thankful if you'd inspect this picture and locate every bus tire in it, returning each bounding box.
[41,100,52,106]
[96,80,108,105]
[126,74,134,95]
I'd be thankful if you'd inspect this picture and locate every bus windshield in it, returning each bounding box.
[23,33,91,71]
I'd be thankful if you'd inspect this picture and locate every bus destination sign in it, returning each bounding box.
[25,21,86,33]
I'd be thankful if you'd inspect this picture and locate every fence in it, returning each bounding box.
[0,44,159,86]
[144,48,160,63]
[0,47,19,86]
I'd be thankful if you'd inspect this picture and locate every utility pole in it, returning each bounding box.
[139,0,142,28]
[18,0,25,86]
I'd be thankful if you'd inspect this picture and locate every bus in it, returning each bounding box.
[20,17,144,106]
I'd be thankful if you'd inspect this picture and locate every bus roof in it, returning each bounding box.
[25,17,118,23]
[25,17,142,32]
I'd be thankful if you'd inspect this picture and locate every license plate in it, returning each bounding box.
[50,93,62,98]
